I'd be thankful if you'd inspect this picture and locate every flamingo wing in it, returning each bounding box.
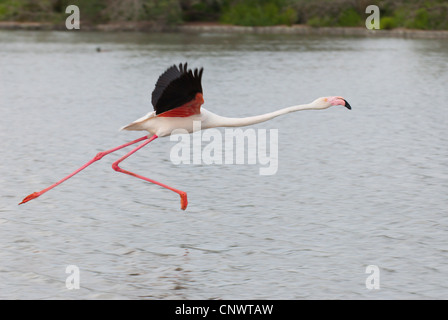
[152,63,204,117]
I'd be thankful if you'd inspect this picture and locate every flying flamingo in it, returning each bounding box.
[19,63,351,210]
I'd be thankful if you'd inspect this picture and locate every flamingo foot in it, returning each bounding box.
[179,192,188,211]
[19,192,41,205]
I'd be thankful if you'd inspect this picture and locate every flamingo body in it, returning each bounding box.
[20,62,351,210]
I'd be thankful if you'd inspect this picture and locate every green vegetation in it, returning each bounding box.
[220,0,296,26]
[338,8,362,27]
[412,8,429,29]
[0,0,447,30]
[380,17,396,30]
[374,4,448,31]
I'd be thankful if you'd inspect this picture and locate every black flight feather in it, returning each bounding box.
[151,63,203,115]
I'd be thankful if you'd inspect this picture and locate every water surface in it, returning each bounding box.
[0,30,447,299]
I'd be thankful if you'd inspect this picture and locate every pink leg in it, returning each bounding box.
[111,135,188,210]
[19,135,150,205]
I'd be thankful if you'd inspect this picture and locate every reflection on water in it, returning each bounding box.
[0,31,447,299]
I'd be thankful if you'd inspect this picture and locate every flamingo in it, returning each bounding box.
[19,63,351,210]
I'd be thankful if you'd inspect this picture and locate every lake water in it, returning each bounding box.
[0,30,447,299]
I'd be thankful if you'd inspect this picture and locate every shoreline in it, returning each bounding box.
[1,21,448,39]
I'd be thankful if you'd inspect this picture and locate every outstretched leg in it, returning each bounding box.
[19,135,150,205]
[111,135,188,210]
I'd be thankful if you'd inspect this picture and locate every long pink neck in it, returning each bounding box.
[208,103,316,128]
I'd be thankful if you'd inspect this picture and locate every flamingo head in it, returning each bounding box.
[312,96,352,110]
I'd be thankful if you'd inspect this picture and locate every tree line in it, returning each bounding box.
[0,0,446,30]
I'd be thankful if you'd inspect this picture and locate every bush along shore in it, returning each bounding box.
[0,0,447,38]
[1,21,448,39]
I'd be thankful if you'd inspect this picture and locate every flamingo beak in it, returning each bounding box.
[343,99,352,110]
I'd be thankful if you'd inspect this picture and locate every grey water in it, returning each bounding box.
[0,30,447,299]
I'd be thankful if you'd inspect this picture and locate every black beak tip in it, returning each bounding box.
[343,99,352,110]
